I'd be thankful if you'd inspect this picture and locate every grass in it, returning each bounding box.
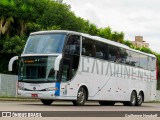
[145,100,160,103]
[0,96,39,101]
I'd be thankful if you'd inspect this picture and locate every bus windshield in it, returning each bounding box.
[23,34,66,54]
[18,56,58,82]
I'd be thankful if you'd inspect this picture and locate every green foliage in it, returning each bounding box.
[26,22,42,35]
[97,27,124,43]
[43,26,61,30]
[122,40,132,47]
[0,0,125,39]
[98,27,112,39]
[111,31,124,43]
[0,53,17,74]
[2,36,26,54]
[87,24,99,35]
[139,47,153,54]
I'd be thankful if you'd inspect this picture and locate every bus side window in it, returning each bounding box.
[64,35,80,55]
[125,50,131,65]
[148,57,156,71]
[95,42,108,60]
[60,58,72,82]
[61,64,70,82]
[108,45,118,62]
[140,54,148,69]
[129,51,140,67]
[82,37,94,57]
[118,48,129,64]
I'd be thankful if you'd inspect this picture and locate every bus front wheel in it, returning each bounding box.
[72,87,86,106]
[41,99,53,105]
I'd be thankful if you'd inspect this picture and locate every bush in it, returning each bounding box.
[2,36,26,54]
[0,53,18,74]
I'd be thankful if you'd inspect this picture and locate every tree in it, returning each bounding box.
[2,35,26,54]
[140,47,153,54]
[86,23,99,35]
[0,0,15,37]
[122,40,132,47]
[111,31,124,43]
[98,27,112,39]
[14,0,36,36]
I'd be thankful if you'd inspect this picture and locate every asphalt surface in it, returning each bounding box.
[0,101,160,120]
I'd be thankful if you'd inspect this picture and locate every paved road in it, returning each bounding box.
[0,101,160,111]
[0,101,160,120]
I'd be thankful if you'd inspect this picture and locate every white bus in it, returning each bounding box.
[9,30,157,106]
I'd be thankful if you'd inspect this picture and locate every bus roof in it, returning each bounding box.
[30,30,156,58]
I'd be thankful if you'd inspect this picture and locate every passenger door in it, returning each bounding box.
[59,35,80,96]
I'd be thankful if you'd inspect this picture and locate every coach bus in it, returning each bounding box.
[9,30,157,106]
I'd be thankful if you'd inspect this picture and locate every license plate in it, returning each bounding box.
[31,94,38,98]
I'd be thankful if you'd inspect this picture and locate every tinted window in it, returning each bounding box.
[108,45,117,62]
[118,48,129,64]
[64,35,80,55]
[129,51,140,67]
[82,37,95,57]
[148,57,156,71]
[19,56,58,82]
[24,34,66,54]
[140,54,148,69]
[125,50,131,65]
[95,42,108,60]
[109,45,125,63]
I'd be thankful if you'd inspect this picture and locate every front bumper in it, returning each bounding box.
[17,90,60,100]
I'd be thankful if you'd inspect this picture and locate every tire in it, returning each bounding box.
[41,99,53,105]
[99,101,115,106]
[123,102,130,106]
[136,92,143,106]
[72,100,77,106]
[123,91,137,106]
[72,87,86,106]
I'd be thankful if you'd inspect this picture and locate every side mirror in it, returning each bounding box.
[8,56,18,71]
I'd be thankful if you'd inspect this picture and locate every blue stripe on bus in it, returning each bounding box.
[55,82,60,96]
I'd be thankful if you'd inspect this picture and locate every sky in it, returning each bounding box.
[63,0,160,53]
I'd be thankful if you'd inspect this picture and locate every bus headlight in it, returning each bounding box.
[45,87,58,91]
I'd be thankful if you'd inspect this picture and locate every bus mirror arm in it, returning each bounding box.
[54,54,62,71]
[8,56,18,71]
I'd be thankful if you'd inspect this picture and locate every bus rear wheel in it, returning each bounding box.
[41,99,53,105]
[136,92,143,106]
[72,87,86,106]
[99,101,115,106]
[123,91,137,106]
